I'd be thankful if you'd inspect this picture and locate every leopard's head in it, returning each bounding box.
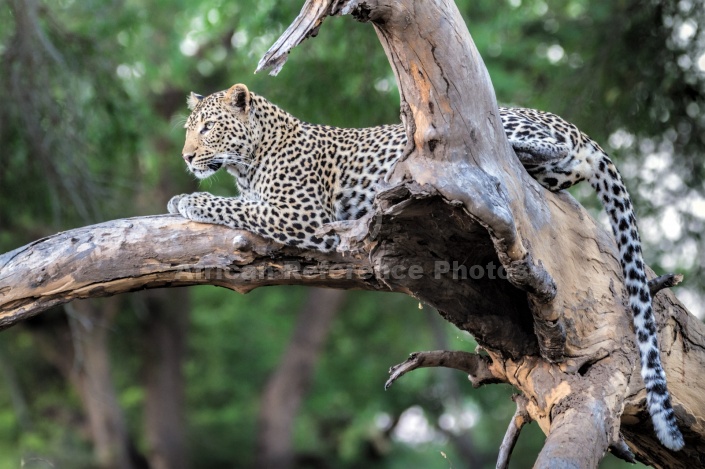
[182,83,259,179]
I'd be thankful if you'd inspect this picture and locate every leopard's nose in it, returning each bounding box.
[182,153,195,164]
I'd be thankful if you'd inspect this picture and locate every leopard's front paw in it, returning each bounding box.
[167,194,189,214]
[167,192,216,223]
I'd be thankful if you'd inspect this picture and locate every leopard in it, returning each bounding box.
[168,83,684,451]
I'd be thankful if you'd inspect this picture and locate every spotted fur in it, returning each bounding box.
[169,84,683,450]
[501,108,683,451]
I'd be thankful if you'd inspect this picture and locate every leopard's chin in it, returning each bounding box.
[188,161,223,179]
[190,167,217,179]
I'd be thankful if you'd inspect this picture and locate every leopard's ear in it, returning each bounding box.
[225,83,251,114]
[187,92,203,110]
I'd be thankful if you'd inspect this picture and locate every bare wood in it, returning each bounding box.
[259,1,705,467]
[609,439,637,464]
[255,0,335,75]
[385,350,501,390]
[649,273,684,296]
[497,395,532,469]
[0,215,384,329]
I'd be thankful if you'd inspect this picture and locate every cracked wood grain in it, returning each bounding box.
[259,1,705,467]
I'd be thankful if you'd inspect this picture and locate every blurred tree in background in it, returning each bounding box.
[0,0,703,468]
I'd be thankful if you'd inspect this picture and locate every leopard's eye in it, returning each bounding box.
[200,121,215,134]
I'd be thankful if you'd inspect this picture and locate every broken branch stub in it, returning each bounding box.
[385,350,501,390]
[496,395,533,469]
[256,0,334,75]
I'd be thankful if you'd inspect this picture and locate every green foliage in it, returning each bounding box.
[0,0,702,467]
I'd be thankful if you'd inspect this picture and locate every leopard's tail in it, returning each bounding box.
[588,150,684,451]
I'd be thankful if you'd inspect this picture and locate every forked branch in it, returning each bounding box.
[259,1,703,467]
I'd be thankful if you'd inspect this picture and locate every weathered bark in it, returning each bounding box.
[0,215,383,328]
[260,0,705,466]
[255,288,346,469]
[1,1,704,468]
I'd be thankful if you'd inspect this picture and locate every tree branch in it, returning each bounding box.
[649,273,684,296]
[497,395,532,469]
[385,350,503,390]
[256,0,335,75]
[258,1,705,466]
[0,215,384,329]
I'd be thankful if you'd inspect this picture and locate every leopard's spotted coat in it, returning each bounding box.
[168,84,684,451]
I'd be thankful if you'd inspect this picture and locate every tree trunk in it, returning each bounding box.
[137,289,189,469]
[256,288,346,469]
[29,299,144,469]
[1,1,704,467]
[259,1,704,466]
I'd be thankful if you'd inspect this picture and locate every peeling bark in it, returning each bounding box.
[0,215,383,328]
[257,1,705,467]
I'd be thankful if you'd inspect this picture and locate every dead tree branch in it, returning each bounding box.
[385,351,502,389]
[0,215,384,329]
[384,350,506,389]
[496,395,532,469]
[649,273,684,296]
